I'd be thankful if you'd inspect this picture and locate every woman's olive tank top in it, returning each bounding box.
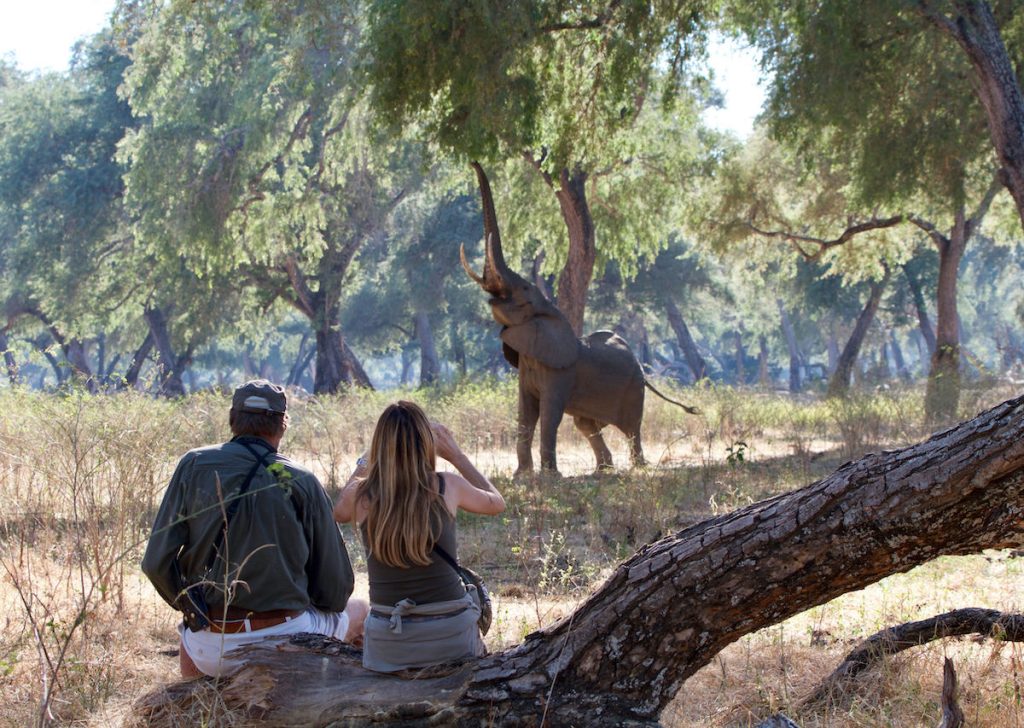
[360,474,465,605]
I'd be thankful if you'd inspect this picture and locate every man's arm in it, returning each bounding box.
[141,456,192,608]
[302,476,355,612]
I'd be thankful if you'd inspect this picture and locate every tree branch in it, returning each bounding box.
[908,215,951,250]
[804,608,1024,706]
[743,215,905,261]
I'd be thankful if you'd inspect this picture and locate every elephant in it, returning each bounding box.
[461,162,699,474]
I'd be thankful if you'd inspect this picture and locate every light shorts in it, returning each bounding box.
[180,607,350,677]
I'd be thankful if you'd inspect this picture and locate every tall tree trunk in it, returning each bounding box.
[0,330,18,384]
[138,395,1024,726]
[757,335,770,387]
[143,306,187,398]
[313,325,373,394]
[903,262,937,356]
[97,332,106,384]
[414,309,441,387]
[925,217,969,424]
[553,168,596,336]
[890,330,910,381]
[450,321,467,377]
[400,344,415,386]
[826,324,840,375]
[284,254,373,394]
[123,332,154,390]
[733,330,747,384]
[878,343,892,381]
[315,327,350,394]
[923,1,1024,229]
[827,277,887,398]
[286,332,313,387]
[777,299,802,393]
[665,298,707,381]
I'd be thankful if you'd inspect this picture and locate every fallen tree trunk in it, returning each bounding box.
[134,395,1024,726]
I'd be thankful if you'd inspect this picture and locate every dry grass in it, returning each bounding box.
[1,380,1021,727]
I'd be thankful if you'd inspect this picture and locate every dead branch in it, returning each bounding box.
[805,608,1024,705]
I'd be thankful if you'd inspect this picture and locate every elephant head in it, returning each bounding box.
[461,162,578,370]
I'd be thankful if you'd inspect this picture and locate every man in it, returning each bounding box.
[142,379,367,677]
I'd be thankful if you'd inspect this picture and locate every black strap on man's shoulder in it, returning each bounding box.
[220,436,277,538]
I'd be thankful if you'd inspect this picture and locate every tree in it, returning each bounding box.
[136,393,1024,725]
[709,129,1009,419]
[738,0,1024,229]
[120,0,413,393]
[0,33,139,391]
[591,236,724,383]
[363,0,718,334]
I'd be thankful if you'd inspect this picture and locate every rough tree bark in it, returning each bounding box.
[134,395,1024,727]
[665,298,707,381]
[827,276,887,398]
[524,154,596,337]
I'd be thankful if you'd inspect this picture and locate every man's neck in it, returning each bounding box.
[233,434,283,451]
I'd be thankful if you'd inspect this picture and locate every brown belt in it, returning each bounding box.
[206,608,304,634]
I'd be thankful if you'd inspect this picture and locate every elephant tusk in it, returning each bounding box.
[460,243,487,287]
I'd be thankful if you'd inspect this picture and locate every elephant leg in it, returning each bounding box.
[625,423,646,468]
[538,398,566,473]
[516,390,540,474]
[574,416,613,471]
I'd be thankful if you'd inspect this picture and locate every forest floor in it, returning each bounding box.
[1,381,1022,727]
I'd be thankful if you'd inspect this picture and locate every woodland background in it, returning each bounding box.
[2,1,1024,726]
[0,0,1021,421]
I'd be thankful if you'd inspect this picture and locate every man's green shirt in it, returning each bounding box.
[142,437,354,614]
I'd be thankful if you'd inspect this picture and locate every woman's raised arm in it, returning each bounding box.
[432,423,505,516]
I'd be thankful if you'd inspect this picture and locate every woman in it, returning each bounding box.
[334,401,504,672]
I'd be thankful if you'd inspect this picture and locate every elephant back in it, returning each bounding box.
[581,331,643,374]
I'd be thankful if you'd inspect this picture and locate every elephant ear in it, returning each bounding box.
[501,316,579,370]
[502,342,520,369]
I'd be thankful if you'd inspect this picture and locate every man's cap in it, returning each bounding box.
[231,379,287,415]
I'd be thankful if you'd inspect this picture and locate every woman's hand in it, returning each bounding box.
[431,422,461,463]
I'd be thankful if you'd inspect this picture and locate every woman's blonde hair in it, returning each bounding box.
[357,401,448,568]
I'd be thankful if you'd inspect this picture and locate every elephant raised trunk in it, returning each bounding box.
[460,161,516,295]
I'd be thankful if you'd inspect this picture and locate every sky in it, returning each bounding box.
[0,0,114,72]
[0,1,766,138]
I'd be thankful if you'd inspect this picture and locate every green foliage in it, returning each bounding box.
[736,0,1022,212]
[365,0,713,166]
[0,32,135,335]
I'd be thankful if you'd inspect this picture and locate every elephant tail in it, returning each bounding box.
[644,379,701,415]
